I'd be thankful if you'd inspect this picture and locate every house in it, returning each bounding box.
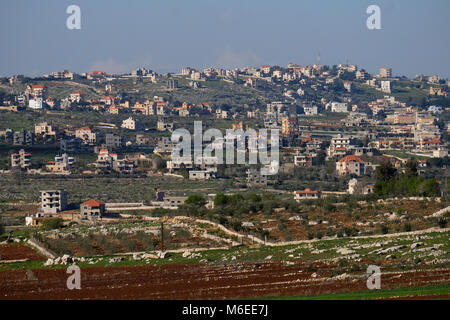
[45,153,75,174]
[281,116,298,136]
[336,155,366,176]
[189,170,215,180]
[163,196,188,208]
[29,98,44,109]
[25,212,54,226]
[35,122,58,137]
[80,199,105,221]
[378,67,392,78]
[69,91,84,103]
[13,130,34,146]
[330,102,348,113]
[157,120,174,132]
[105,133,126,149]
[304,105,318,116]
[60,138,82,153]
[294,153,318,167]
[25,84,47,99]
[380,80,391,93]
[75,126,96,144]
[294,188,321,202]
[121,116,139,130]
[246,168,267,187]
[41,190,68,214]
[11,149,31,170]
[327,134,355,157]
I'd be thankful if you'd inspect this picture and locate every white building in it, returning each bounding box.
[29,98,44,109]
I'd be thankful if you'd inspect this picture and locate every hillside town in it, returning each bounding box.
[1,61,449,300]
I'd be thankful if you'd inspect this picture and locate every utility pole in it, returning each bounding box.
[160,222,164,252]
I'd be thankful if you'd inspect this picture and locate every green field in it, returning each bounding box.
[261,284,450,300]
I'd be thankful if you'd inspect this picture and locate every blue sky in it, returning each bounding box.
[0,0,449,78]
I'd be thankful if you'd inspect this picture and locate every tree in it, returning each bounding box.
[404,160,418,178]
[376,161,397,182]
[185,194,206,207]
[0,222,4,236]
[42,218,64,230]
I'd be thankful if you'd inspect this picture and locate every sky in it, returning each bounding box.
[0,0,449,79]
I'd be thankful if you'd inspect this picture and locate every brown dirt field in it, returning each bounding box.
[0,244,45,261]
[0,261,448,300]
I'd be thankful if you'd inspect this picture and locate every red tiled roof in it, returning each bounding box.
[82,199,105,207]
[338,155,364,163]
[295,188,320,194]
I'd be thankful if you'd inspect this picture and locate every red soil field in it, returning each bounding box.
[0,261,448,300]
[0,244,46,261]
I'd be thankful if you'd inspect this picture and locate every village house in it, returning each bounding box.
[294,188,322,202]
[35,122,58,137]
[121,116,139,130]
[246,168,267,187]
[336,155,366,176]
[45,153,75,174]
[80,199,105,221]
[327,134,355,157]
[69,91,84,103]
[75,126,97,144]
[25,212,54,227]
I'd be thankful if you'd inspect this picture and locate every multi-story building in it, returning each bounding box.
[41,190,68,213]
[281,116,298,136]
[60,138,82,153]
[327,134,355,157]
[75,127,96,144]
[13,129,34,146]
[80,199,105,221]
[121,116,138,130]
[45,153,75,173]
[378,66,392,78]
[336,155,366,176]
[35,122,58,137]
[105,133,126,149]
[11,149,31,170]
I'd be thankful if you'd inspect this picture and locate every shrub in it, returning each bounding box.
[42,218,64,230]
[437,218,447,229]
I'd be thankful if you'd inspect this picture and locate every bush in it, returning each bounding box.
[185,194,206,207]
[403,223,412,232]
[437,218,447,229]
[42,218,64,230]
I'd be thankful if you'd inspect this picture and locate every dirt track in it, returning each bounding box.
[1,261,449,300]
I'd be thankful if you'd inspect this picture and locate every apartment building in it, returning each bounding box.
[41,190,68,213]
[11,149,31,170]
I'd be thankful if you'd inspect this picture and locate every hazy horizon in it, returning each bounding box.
[1,0,449,79]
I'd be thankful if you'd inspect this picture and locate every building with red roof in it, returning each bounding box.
[80,199,105,221]
[336,155,366,176]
